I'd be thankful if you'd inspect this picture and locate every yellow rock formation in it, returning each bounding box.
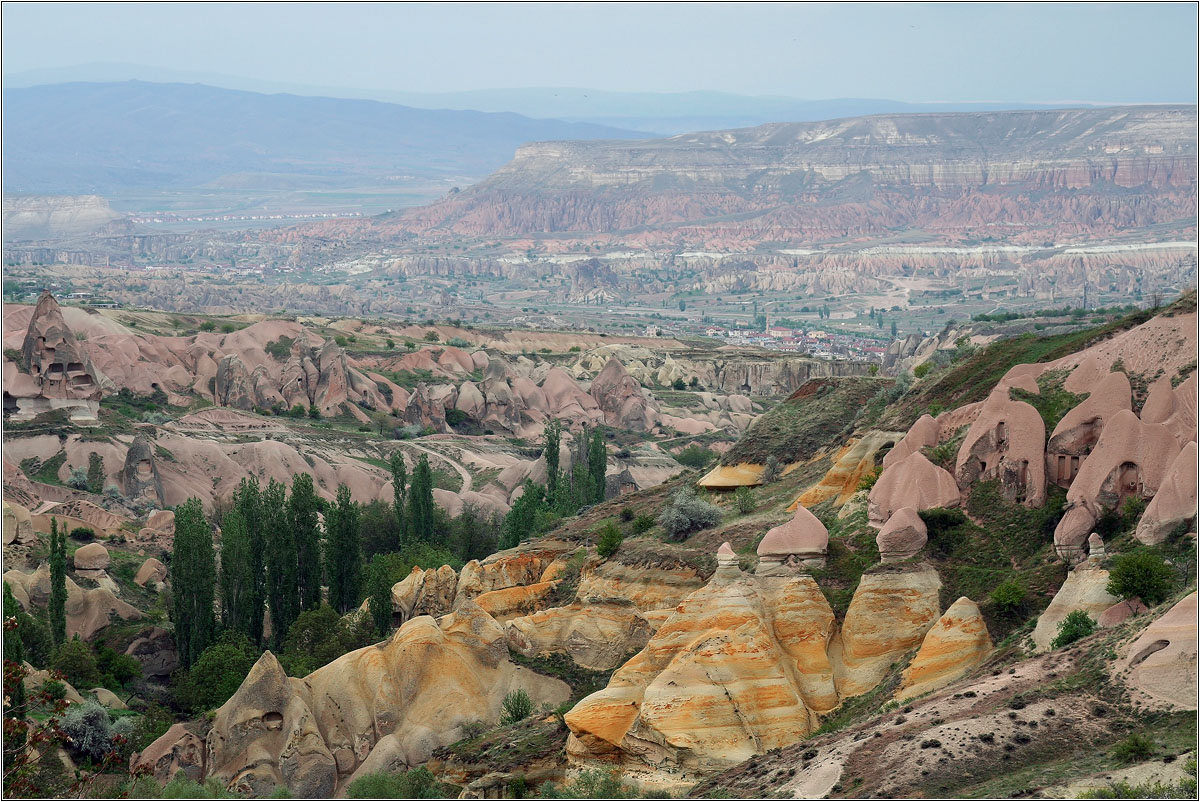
[895,596,993,701]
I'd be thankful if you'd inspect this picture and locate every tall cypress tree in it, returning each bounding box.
[366,556,392,638]
[288,473,323,612]
[172,498,216,668]
[407,455,435,543]
[389,451,407,544]
[48,518,67,646]
[232,477,265,646]
[589,427,607,503]
[263,479,297,650]
[218,506,253,636]
[544,419,561,498]
[325,484,361,614]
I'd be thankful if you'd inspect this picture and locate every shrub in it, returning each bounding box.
[631,514,655,535]
[174,631,258,713]
[1110,733,1155,763]
[66,467,89,490]
[500,689,533,725]
[672,378,686,390]
[540,768,641,799]
[347,768,443,799]
[198,321,216,332]
[595,521,624,559]
[913,362,932,379]
[1107,548,1175,606]
[989,580,1027,618]
[59,700,113,762]
[675,444,717,470]
[424,330,440,342]
[69,526,95,542]
[445,408,469,427]
[733,486,756,515]
[619,507,635,523]
[96,645,142,689]
[857,467,882,492]
[51,638,102,689]
[1051,610,1096,649]
[264,336,295,361]
[761,455,782,483]
[1121,496,1148,527]
[447,337,470,348]
[658,487,722,541]
[569,346,581,352]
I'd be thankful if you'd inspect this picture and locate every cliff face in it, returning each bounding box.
[375,106,1197,242]
[2,194,131,242]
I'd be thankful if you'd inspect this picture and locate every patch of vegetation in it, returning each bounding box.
[810,652,912,737]
[377,368,436,389]
[1051,609,1097,649]
[658,486,722,541]
[264,335,295,361]
[506,649,624,704]
[438,716,568,785]
[346,767,448,799]
[675,444,718,470]
[21,451,68,486]
[723,377,890,465]
[1010,369,1087,431]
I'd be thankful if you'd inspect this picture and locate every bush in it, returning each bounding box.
[500,689,533,725]
[96,644,142,689]
[447,337,470,348]
[424,330,440,342]
[658,487,722,541]
[1051,610,1096,649]
[672,378,686,390]
[1107,548,1175,606]
[280,604,377,677]
[445,408,469,427]
[174,631,258,713]
[619,507,635,523]
[66,467,89,490]
[51,638,102,689]
[761,455,782,483]
[1110,733,1155,763]
[347,768,444,799]
[59,700,113,762]
[540,768,641,799]
[857,467,882,492]
[69,526,95,542]
[989,580,1027,618]
[675,445,717,470]
[198,321,216,332]
[595,521,624,559]
[733,486,756,515]
[913,362,932,379]
[631,514,655,535]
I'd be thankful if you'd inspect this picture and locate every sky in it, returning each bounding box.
[2,2,1197,103]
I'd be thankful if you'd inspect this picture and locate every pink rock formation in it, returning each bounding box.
[1142,374,1198,445]
[134,557,168,588]
[132,723,206,784]
[876,507,928,563]
[868,452,960,526]
[1098,598,1149,628]
[756,505,828,572]
[1063,353,1111,394]
[72,542,110,571]
[589,357,657,432]
[882,414,940,469]
[19,291,104,401]
[1047,371,1131,488]
[1135,442,1197,545]
[1114,592,1197,710]
[955,386,1046,506]
[1054,409,1184,558]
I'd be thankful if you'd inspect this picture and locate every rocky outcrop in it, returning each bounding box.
[1046,371,1131,488]
[3,563,141,640]
[125,626,179,679]
[882,415,940,469]
[895,597,992,701]
[756,504,828,573]
[1032,562,1121,651]
[831,565,943,697]
[589,357,657,432]
[134,557,167,588]
[876,507,927,563]
[565,571,838,783]
[206,603,570,794]
[1135,441,1197,545]
[3,500,36,546]
[120,433,165,505]
[868,452,960,526]
[955,385,1046,505]
[1114,592,1197,711]
[575,558,705,612]
[8,291,105,421]
[1053,410,1184,559]
[506,598,653,671]
[72,542,109,571]
[390,565,459,623]
[132,723,206,784]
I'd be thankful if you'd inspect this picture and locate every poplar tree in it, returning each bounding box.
[389,451,407,544]
[589,427,607,503]
[325,484,361,614]
[288,473,323,612]
[232,477,265,645]
[172,498,216,668]
[366,556,392,637]
[48,518,67,646]
[544,419,561,497]
[263,479,297,650]
[218,506,253,636]
[407,455,435,543]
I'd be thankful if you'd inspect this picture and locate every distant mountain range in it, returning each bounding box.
[1,81,646,195]
[3,62,1125,134]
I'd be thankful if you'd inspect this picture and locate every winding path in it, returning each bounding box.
[402,441,472,493]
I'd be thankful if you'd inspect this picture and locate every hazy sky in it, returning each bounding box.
[3,2,1196,102]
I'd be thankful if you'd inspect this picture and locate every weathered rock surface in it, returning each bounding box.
[1135,441,1197,545]
[3,563,140,639]
[72,541,109,571]
[876,507,928,563]
[868,452,960,525]
[1114,592,1197,711]
[132,723,206,785]
[955,385,1046,505]
[1032,563,1121,651]
[1046,371,1131,487]
[830,565,943,697]
[590,357,658,432]
[882,414,940,469]
[3,499,35,546]
[121,433,165,506]
[19,290,105,402]
[756,504,828,572]
[134,557,167,588]
[895,597,992,701]
[565,572,838,783]
[125,626,180,679]
[576,558,706,612]
[506,598,653,670]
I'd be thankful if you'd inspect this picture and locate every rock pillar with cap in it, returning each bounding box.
[756,505,829,575]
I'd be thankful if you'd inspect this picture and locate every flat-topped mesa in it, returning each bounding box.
[756,506,828,574]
